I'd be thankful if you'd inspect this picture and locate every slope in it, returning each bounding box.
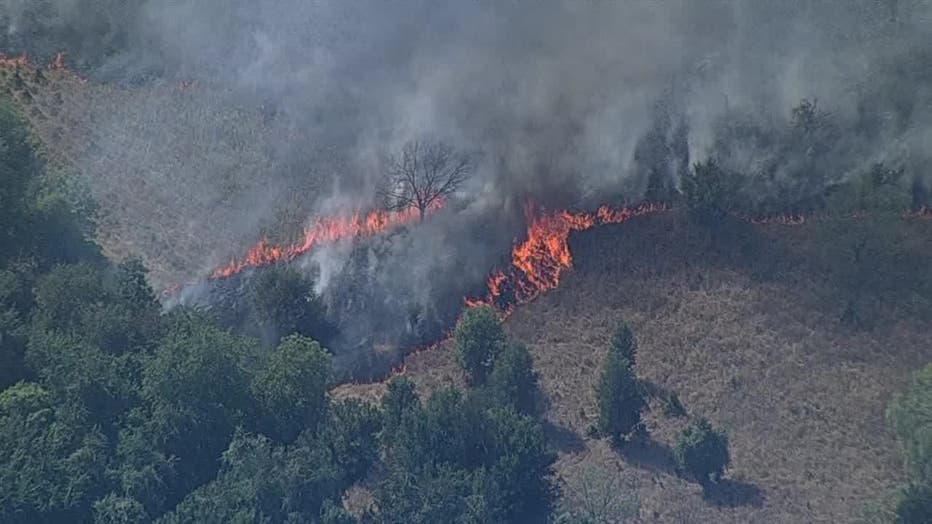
[335,211,932,523]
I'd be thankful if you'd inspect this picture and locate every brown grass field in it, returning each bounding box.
[336,212,932,523]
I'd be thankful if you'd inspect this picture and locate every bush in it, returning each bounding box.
[453,306,506,386]
[673,417,730,483]
[595,344,644,445]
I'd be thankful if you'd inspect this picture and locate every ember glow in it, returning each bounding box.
[210,200,442,279]
[467,202,668,310]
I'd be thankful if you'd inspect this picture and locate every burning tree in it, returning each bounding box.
[379,140,475,221]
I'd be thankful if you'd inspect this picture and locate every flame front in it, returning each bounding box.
[211,200,441,279]
[467,202,668,310]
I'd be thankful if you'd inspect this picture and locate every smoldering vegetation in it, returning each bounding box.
[3,1,932,373]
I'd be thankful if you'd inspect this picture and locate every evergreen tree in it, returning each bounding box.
[485,342,539,416]
[595,342,644,445]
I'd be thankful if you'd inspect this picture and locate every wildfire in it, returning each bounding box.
[744,213,807,226]
[0,52,29,68]
[211,200,442,279]
[466,202,668,310]
[904,206,932,221]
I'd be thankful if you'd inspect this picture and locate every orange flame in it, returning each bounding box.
[0,52,29,69]
[0,51,86,83]
[745,213,806,226]
[904,206,932,221]
[211,200,442,279]
[467,202,668,310]
[50,52,65,71]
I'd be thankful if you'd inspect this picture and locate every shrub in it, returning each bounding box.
[673,417,730,483]
[453,306,506,386]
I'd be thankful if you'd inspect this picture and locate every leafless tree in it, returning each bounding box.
[379,140,475,220]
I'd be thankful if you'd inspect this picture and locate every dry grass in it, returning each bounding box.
[338,212,932,523]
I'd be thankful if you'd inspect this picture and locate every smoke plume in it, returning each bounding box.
[3,0,931,359]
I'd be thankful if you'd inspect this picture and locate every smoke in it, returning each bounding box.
[4,0,932,356]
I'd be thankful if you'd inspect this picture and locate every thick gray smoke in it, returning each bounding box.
[4,1,931,356]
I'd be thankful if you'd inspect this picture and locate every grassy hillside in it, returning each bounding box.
[336,212,932,523]
[0,63,336,288]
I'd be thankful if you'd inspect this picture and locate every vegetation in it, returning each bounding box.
[1,22,931,520]
[0,100,560,523]
[485,342,540,416]
[673,417,731,484]
[594,329,645,446]
[452,305,506,386]
[886,363,932,523]
[681,159,738,247]
[610,323,637,368]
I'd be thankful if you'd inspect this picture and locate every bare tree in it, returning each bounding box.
[379,140,474,220]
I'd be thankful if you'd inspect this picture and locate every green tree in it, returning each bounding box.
[453,306,506,386]
[681,159,738,248]
[318,399,382,484]
[673,417,730,483]
[375,464,491,524]
[92,494,149,524]
[485,342,539,416]
[122,313,257,510]
[26,261,161,429]
[887,363,932,485]
[0,268,31,389]
[162,430,346,524]
[610,323,637,368]
[249,265,334,345]
[380,376,420,451]
[30,261,160,356]
[894,483,932,524]
[252,334,331,443]
[595,345,644,445]
[0,100,38,264]
[482,406,556,521]
[376,387,555,523]
[0,382,109,522]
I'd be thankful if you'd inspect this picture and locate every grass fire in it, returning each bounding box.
[1,3,932,523]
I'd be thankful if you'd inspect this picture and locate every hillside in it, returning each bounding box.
[335,212,932,523]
